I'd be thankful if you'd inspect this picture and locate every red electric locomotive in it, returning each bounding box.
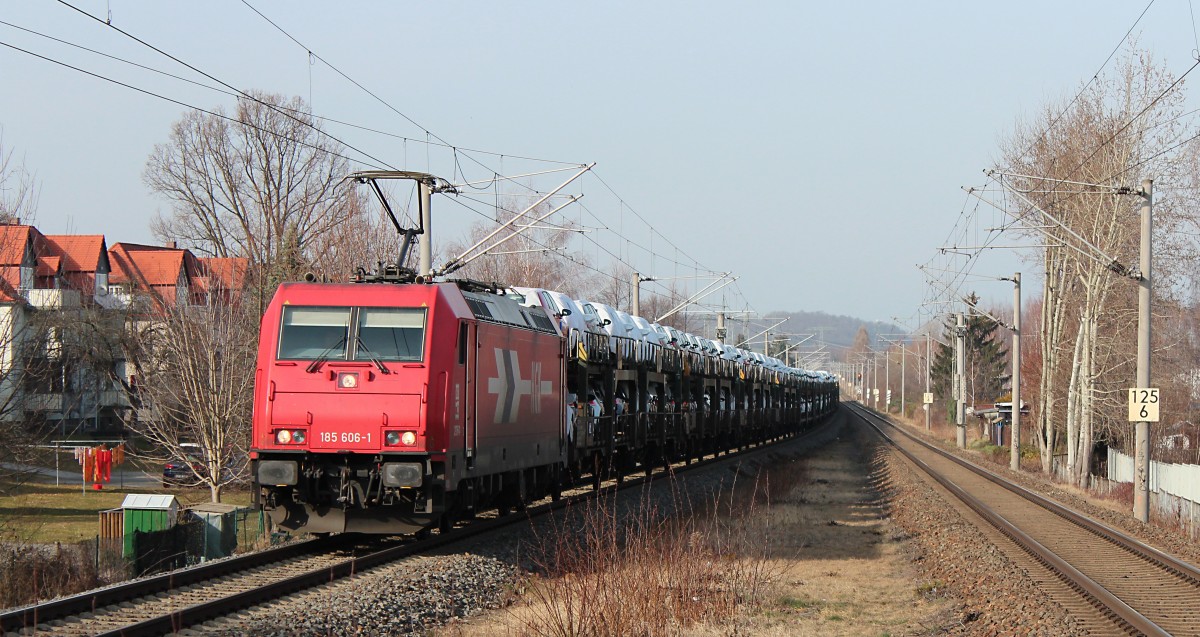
[251,171,840,537]
[251,279,565,534]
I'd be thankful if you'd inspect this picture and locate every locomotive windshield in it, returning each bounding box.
[277,306,426,362]
[355,308,426,361]
[278,307,351,359]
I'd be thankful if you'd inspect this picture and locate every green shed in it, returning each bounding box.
[121,494,179,557]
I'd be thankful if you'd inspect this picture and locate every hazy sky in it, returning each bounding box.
[2,1,1197,329]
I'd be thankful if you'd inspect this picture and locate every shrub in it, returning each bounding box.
[0,541,100,609]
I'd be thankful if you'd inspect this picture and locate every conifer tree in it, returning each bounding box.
[930,294,1009,423]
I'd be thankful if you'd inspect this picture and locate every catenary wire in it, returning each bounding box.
[237,0,738,301]
[35,1,753,317]
[0,38,386,171]
[55,0,398,172]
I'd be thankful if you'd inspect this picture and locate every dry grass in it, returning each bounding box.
[448,470,777,633]
[495,475,778,637]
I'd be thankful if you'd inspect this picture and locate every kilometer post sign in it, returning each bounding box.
[1127,388,1160,422]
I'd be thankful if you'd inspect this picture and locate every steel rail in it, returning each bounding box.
[848,402,1172,636]
[0,533,356,633]
[852,402,1200,584]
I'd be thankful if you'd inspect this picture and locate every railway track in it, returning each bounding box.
[2,421,830,636]
[0,533,412,637]
[848,402,1200,636]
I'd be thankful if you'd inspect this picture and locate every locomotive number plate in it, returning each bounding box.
[311,428,377,449]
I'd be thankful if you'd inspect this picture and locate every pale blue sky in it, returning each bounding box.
[1,1,1197,327]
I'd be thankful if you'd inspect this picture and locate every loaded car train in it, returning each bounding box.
[250,273,839,535]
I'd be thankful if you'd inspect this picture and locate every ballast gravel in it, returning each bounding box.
[878,443,1087,636]
[199,553,515,636]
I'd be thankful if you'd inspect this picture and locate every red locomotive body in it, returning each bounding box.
[252,281,565,534]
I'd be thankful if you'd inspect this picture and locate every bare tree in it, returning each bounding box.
[847,326,871,357]
[144,92,358,285]
[0,307,49,492]
[0,136,45,493]
[1002,49,1200,484]
[124,297,255,503]
[642,281,701,334]
[594,262,633,312]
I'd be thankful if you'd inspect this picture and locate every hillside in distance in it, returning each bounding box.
[743,310,904,359]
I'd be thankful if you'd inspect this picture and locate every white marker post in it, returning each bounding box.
[1127,388,1160,424]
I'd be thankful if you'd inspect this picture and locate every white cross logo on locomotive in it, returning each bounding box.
[487,348,552,423]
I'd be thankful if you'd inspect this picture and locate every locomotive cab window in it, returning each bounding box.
[278,307,351,359]
[355,308,426,361]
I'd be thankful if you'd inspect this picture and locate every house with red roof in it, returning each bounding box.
[108,242,195,310]
[0,224,248,433]
[195,257,249,304]
[107,243,251,310]
[42,235,110,299]
[0,224,42,303]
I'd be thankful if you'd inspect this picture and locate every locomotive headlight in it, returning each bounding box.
[384,430,418,446]
[337,372,359,389]
[274,429,307,445]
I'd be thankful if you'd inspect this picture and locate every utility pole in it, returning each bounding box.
[955,313,966,448]
[1010,272,1021,472]
[418,179,433,278]
[1134,179,1153,523]
[874,356,880,410]
[631,271,642,317]
[901,340,906,419]
[925,333,931,431]
[867,357,872,406]
[885,348,890,413]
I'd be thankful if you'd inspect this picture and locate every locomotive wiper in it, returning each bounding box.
[355,337,392,375]
[305,335,348,373]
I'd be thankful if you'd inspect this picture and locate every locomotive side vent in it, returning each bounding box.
[465,298,494,320]
[527,312,556,333]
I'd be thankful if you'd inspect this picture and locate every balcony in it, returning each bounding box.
[26,289,82,310]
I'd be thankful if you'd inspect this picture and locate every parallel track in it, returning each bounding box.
[848,402,1200,636]
[3,418,832,636]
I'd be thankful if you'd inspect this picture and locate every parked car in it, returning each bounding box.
[162,455,203,487]
[162,443,204,487]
